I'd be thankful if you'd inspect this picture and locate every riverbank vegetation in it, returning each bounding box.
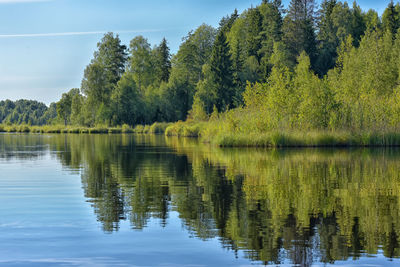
[0,122,171,134]
[2,0,400,146]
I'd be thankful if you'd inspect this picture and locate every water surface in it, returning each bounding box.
[0,134,399,266]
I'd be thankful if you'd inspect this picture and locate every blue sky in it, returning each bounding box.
[0,0,393,105]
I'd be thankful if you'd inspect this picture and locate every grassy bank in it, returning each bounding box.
[205,131,400,147]
[0,122,171,135]
[164,109,400,147]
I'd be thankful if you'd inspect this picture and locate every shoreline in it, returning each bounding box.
[3,123,400,148]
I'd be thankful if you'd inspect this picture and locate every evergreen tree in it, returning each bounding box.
[382,1,400,37]
[246,7,263,60]
[283,0,318,68]
[155,38,171,83]
[219,9,239,33]
[258,0,284,79]
[350,2,366,47]
[316,0,338,76]
[209,31,235,111]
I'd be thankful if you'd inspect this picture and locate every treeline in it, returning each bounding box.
[53,0,400,129]
[0,99,56,125]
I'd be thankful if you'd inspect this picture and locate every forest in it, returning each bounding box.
[2,0,400,145]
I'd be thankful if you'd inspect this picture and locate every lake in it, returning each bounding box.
[0,133,400,266]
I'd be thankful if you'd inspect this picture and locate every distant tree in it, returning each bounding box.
[70,93,85,125]
[56,88,80,125]
[0,99,52,125]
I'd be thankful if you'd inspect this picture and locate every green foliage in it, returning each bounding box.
[187,95,208,122]
[165,121,205,137]
[207,30,235,112]
[56,88,80,125]
[149,122,171,134]
[129,36,155,91]
[382,1,400,37]
[81,33,127,125]
[283,0,318,67]
[0,99,55,125]
[14,1,400,136]
[154,38,172,83]
[111,72,144,126]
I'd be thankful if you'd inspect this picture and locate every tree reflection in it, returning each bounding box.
[3,133,400,265]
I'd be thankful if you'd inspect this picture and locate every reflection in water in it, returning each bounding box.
[1,133,400,265]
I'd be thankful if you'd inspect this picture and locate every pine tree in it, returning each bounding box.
[316,0,338,76]
[219,9,239,33]
[258,0,284,79]
[210,31,235,111]
[382,1,400,38]
[155,38,171,83]
[246,7,263,60]
[351,2,366,47]
[282,0,318,68]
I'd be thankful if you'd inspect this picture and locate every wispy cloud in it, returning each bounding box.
[0,29,165,38]
[0,0,51,3]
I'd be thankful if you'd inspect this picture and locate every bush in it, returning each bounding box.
[133,125,145,133]
[89,127,108,134]
[122,124,133,133]
[149,122,171,134]
[109,128,122,134]
[143,125,151,134]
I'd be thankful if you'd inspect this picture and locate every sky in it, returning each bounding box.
[0,0,393,105]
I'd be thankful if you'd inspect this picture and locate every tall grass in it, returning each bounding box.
[165,121,204,137]
[149,122,171,134]
[0,124,134,134]
[164,106,400,147]
[0,122,172,135]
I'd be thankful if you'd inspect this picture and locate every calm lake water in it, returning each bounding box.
[1,134,400,266]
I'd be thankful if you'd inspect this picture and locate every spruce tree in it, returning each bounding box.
[316,0,338,76]
[383,1,400,38]
[351,2,366,47]
[246,7,263,60]
[155,38,171,83]
[258,0,284,79]
[210,31,235,111]
[282,0,318,68]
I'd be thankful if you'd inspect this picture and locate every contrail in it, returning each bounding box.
[0,29,166,38]
[0,0,51,3]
